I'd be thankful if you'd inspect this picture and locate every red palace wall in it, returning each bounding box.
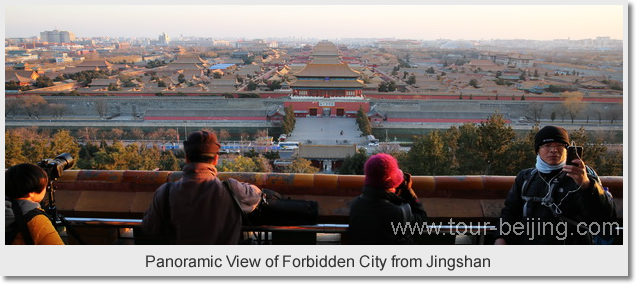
[283,101,370,117]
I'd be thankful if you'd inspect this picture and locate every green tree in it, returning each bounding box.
[251,155,273,172]
[568,127,608,172]
[262,151,280,160]
[92,141,126,170]
[268,80,282,91]
[475,114,517,175]
[47,130,80,160]
[387,81,397,92]
[281,105,296,135]
[139,145,163,170]
[406,75,416,85]
[159,151,180,171]
[5,129,27,167]
[218,155,258,172]
[76,141,100,169]
[284,157,319,174]
[378,82,388,92]
[34,75,54,88]
[356,106,372,136]
[337,148,368,175]
[503,125,539,175]
[405,131,453,175]
[246,81,259,91]
[453,124,481,175]
[107,83,120,91]
[5,81,21,90]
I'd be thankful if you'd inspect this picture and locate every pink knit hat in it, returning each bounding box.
[364,153,404,189]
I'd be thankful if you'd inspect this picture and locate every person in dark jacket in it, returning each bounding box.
[495,125,616,245]
[348,153,428,245]
[142,130,262,245]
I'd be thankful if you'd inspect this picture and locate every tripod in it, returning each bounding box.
[44,180,86,245]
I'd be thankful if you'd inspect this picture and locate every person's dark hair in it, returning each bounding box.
[5,163,49,199]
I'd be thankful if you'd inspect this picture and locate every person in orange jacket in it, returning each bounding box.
[5,163,64,245]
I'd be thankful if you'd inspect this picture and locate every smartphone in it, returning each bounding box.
[566,146,583,165]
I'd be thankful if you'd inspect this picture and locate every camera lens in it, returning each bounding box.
[54,153,74,170]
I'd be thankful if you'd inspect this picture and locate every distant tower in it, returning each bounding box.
[158,32,170,46]
[40,29,76,43]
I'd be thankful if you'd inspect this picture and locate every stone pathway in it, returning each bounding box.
[288,117,366,146]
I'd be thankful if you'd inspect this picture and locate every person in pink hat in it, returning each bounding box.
[348,153,428,244]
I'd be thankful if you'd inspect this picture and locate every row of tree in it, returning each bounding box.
[337,115,622,177]
[5,127,320,173]
[5,128,182,171]
[5,118,622,177]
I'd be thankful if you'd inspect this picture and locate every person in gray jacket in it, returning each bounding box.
[142,130,262,245]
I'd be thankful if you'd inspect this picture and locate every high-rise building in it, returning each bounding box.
[40,29,76,43]
[158,32,170,46]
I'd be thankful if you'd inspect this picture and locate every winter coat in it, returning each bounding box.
[348,186,428,245]
[497,167,616,245]
[5,198,64,245]
[141,162,262,245]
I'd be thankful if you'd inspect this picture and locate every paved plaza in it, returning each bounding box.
[288,117,367,146]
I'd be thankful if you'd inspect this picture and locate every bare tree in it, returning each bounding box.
[131,128,145,140]
[556,104,568,123]
[164,128,179,142]
[605,103,623,124]
[592,105,604,124]
[78,127,99,141]
[565,101,586,123]
[527,102,544,122]
[148,128,166,141]
[561,91,586,123]
[218,129,230,141]
[253,129,268,139]
[19,95,47,119]
[110,128,125,140]
[48,103,67,118]
[6,99,20,118]
[95,99,108,119]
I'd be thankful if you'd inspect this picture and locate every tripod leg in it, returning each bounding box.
[57,214,86,245]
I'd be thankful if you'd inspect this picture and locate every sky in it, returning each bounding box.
[4,4,626,41]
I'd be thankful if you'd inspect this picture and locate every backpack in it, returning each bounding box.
[5,199,48,245]
[519,167,615,245]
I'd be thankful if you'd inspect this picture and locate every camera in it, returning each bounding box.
[37,153,74,180]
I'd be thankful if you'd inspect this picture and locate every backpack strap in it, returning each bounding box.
[520,169,539,217]
[6,200,46,245]
[397,203,412,223]
[161,182,174,242]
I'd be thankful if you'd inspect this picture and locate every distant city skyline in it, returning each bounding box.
[5,4,625,41]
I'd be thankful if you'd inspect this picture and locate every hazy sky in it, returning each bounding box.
[5,4,625,41]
